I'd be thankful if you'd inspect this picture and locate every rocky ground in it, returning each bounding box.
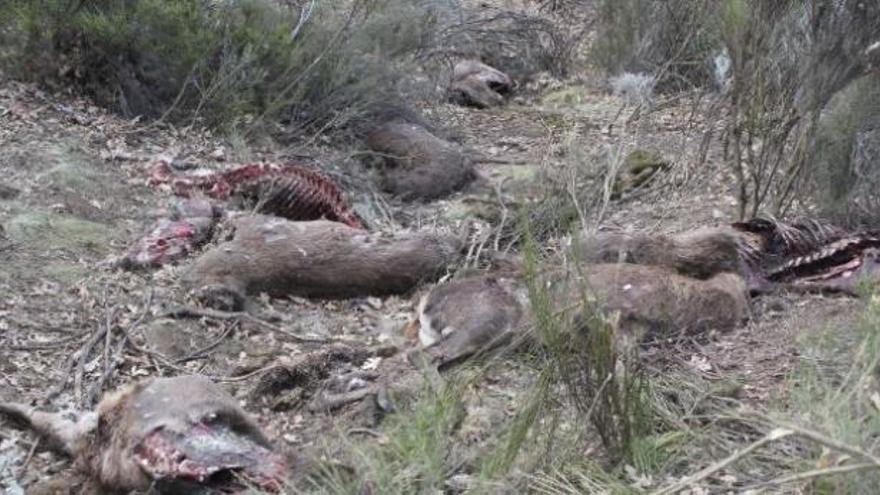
[0,7,869,494]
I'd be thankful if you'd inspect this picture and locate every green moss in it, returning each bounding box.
[43,150,106,195]
[6,211,116,254]
[624,149,668,174]
[43,262,90,286]
[611,149,670,198]
[542,86,589,106]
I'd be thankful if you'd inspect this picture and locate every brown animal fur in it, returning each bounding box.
[0,375,286,494]
[365,121,475,200]
[185,215,462,310]
[402,261,748,372]
[557,263,749,342]
[449,60,513,109]
[577,227,743,280]
[411,274,525,370]
[402,235,749,370]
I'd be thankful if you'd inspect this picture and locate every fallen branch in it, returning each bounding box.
[160,305,338,344]
[16,437,40,480]
[85,288,154,406]
[655,414,880,494]
[71,310,113,409]
[762,462,877,487]
[8,335,81,351]
[651,428,794,495]
[173,323,237,365]
[766,418,880,467]
[307,387,374,413]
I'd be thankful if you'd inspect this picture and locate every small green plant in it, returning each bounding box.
[776,291,880,492]
[521,210,652,463]
[301,376,467,494]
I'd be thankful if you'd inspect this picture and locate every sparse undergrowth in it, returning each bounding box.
[3,1,880,493]
[0,0,432,135]
[296,227,880,493]
[811,76,880,227]
[0,0,582,141]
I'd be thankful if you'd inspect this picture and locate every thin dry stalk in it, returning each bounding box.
[763,462,878,487]
[159,305,346,345]
[651,428,795,495]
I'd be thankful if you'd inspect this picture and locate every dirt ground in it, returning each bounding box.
[0,11,867,494]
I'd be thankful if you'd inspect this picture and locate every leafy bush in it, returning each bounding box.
[0,0,432,134]
[716,0,880,218]
[811,76,880,227]
[591,0,721,90]
[593,0,880,222]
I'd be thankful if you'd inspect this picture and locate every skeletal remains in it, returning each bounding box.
[731,217,880,294]
[11,215,876,491]
[122,140,476,270]
[119,161,364,270]
[0,375,288,494]
[149,161,363,229]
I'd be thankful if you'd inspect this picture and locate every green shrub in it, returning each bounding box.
[811,76,880,227]
[0,0,430,134]
[591,0,721,90]
[301,378,468,494]
[714,0,880,218]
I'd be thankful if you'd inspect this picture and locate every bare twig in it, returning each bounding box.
[16,437,40,480]
[289,0,316,42]
[44,347,82,404]
[307,387,374,412]
[8,335,81,351]
[472,229,491,269]
[346,428,387,440]
[160,305,339,344]
[85,288,154,406]
[493,177,509,252]
[119,322,285,383]
[210,364,288,383]
[173,323,237,364]
[70,325,111,409]
[470,154,529,165]
[762,462,878,487]
[765,418,880,467]
[651,428,794,495]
